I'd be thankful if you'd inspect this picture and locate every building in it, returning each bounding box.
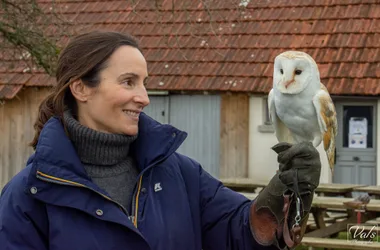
[0,0,379,188]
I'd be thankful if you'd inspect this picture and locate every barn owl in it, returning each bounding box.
[268,51,337,173]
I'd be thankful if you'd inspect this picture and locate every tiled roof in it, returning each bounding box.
[1,0,379,99]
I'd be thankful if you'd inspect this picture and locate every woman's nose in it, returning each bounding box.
[134,87,150,107]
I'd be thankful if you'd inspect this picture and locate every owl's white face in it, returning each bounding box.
[273,51,320,94]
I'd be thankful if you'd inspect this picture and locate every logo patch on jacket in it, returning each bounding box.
[154,183,162,192]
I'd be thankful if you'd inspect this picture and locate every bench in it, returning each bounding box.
[308,218,378,233]
[307,220,333,231]
[366,217,380,224]
[239,192,380,212]
[300,237,380,250]
[306,212,348,231]
[221,178,267,192]
[316,183,366,198]
[326,211,348,220]
[222,178,365,197]
[353,186,380,199]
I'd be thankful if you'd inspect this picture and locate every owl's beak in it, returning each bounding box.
[284,78,295,88]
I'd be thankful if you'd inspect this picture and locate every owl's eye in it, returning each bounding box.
[280,69,283,74]
[295,70,302,75]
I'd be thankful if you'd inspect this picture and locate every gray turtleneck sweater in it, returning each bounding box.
[63,111,139,213]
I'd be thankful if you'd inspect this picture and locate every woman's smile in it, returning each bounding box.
[123,109,141,121]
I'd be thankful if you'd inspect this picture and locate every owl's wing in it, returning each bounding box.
[268,89,294,143]
[312,84,338,170]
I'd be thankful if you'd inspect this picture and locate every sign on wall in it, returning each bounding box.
[349,117,368,148]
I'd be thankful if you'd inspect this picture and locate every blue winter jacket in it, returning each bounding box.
[0,113,274,250]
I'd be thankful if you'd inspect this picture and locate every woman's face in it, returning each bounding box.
[76,45,150,135]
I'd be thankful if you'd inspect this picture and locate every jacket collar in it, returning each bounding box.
[28,112,187,189]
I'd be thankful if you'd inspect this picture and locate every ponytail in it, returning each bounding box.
[30,82,69,149]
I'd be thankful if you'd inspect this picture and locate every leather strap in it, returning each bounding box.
[282,194,302,248]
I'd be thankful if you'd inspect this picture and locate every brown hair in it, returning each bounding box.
[30,31,140,149]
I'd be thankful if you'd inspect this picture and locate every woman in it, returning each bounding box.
[0,31,321,250]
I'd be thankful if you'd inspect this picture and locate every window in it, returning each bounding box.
[263,97,272,125]
[258,97,274,133]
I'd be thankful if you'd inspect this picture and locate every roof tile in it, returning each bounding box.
[318,63,330,78]
[367,63,380,77]
[25,74,55,86]
[0,85,23,99]
[0,73,18,84]
[263,64,274,78]
[372,19,380,33]
[358,3,372,16]
[369,4,380,17]
[10,73,33,84]
[365,34,379,47]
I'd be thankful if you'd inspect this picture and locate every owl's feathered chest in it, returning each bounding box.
[274,88,320,138]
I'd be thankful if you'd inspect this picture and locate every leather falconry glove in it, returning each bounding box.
[249,142,321,250]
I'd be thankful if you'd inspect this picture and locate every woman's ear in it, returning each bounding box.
[69,79,92,102]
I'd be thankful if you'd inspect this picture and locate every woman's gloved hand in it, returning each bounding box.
[249,142,321,250]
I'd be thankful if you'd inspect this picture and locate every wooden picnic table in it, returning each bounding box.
[316,183,366,198]
[220,178,267,192]
[239,192,380,238]
[221,178,365,197]
[311,196,380,212]
[240,192,380,212]
[352,185,380,199]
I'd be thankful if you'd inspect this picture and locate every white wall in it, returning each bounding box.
[377,99,380,185]
[248,96,331,183]
[248,96,279,182]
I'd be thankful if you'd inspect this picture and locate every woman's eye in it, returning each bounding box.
[122,79,133,86]
[295,70,302,75]
[280,69,283,74]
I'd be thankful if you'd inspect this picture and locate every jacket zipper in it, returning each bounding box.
[36,171,130,216]
[130,131,186,228]
[130,175,143,227]
[130,153,177,227]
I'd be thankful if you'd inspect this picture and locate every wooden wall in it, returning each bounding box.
[0,89,249,188]
[220,93,249,178]
[0,87,50,189]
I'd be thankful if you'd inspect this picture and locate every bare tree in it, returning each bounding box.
[0,0,73,75]
[0,0,251,75]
